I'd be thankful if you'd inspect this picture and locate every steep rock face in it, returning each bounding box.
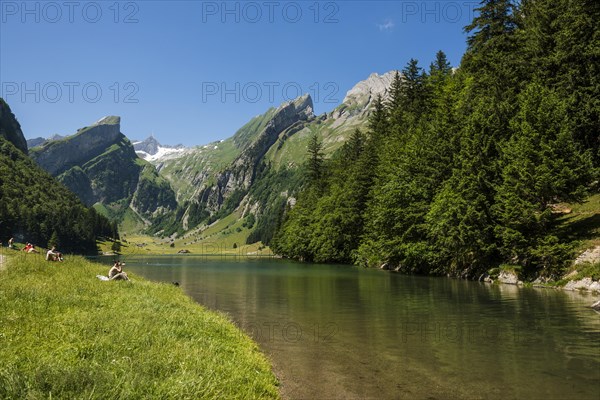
[66,135,142,205]
[229,94,313,190]
[131,163,178,216]
[58,166,95,205]
[0,98,28,154]
[30,116,176,223]
[183,94,314,228]
[31,116,122,175]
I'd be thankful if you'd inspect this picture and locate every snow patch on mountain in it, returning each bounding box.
[136,146,187,162]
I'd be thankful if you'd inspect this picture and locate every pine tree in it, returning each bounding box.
[386,70,403,112]
[400,58,428,116]
[462,0,524,98]
[429,50,452,76]
[425,95,501,276]
[368,94,389,141]
[465,0,517,52]
[306,133,324,185]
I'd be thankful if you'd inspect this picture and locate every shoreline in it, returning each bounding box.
[382,264,600,305]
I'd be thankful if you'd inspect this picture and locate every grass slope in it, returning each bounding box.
[0,253,279,399]
[557,193,600,252]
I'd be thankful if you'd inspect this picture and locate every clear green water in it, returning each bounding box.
[109,256,600,399]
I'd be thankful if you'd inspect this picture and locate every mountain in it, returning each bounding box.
[29,116,177,229]
[26,137,47,148]
[0,99,28,153]
[149,72,394,240]
[26,134,65,149]
[16,71,395,241]
[0,98,113,252]
[133,136,186,162]
[264,71,394,170]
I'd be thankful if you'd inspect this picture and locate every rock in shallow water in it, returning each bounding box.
[497,271,519,285]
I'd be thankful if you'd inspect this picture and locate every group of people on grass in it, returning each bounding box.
[4,237,63,262]
[5,236,129,280]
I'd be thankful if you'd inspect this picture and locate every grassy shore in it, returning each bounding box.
[0,252,279,399]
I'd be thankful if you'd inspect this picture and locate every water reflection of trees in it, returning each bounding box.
[128,260,600,400]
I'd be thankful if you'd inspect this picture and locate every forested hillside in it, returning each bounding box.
[273,0,599,279]
[0,101,114,252]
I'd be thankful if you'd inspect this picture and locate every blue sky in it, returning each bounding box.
[1,1,474,146]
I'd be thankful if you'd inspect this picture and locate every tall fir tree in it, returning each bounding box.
[306,133,324,186]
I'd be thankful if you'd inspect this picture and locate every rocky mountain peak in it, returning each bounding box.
[279,94,314,119]
[343,71,396,105]
[134,136,161,155]
[326,71,396,124]
[134,135,187,162]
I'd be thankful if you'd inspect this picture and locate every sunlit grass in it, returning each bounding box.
[0,253,279,399]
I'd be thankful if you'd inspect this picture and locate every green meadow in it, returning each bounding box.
[0,253,279,399]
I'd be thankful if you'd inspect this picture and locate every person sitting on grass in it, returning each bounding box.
[108,261,129,281]
[46,246,63,262]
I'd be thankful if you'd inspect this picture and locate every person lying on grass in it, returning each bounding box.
[23,243,39,253]
[108,261,129,281]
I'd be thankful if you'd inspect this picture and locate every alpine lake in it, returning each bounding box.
[97,255,600,399]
